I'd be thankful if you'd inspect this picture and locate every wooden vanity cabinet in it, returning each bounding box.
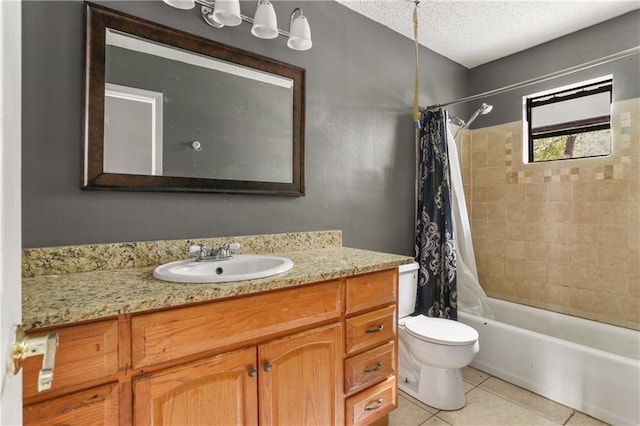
[22,319,120,426]
[23,268,399,426]
[344,269,399,426]
[133,323,343,426]
[130,280,344,425]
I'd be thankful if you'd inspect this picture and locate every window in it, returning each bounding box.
[525,77,612,163]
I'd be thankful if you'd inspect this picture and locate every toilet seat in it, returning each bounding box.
[403,315,478,346]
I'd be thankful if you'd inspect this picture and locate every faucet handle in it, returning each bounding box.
[217,242,240,258]
[188,244,203,254]
[188,244,207,259]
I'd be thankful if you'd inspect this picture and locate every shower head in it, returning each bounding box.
[453,103,493,139]
[479,103,493,115]
[467,103,493,126]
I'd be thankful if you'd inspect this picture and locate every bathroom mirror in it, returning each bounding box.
[83,3,305,195]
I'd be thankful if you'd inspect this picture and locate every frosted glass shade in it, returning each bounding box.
[162,0,195,10]
[213,0,242,26]
[251,0,279,39]
[287,11,312,51]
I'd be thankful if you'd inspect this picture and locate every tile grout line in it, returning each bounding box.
[563,411,577,425]
[398,369,609,426]
[420,413,454,426]
[475,380,572,425]
[397,392,441,424]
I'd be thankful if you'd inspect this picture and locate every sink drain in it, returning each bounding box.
[216,267,223,275]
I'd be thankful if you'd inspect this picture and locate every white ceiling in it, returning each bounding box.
[336,0,640,69]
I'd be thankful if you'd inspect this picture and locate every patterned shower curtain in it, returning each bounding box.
[414,109,458,320]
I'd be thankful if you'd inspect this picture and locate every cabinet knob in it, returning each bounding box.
[263,362,273,372]
[248,367,258,377]
[364,399,384,411]
[365,324,384,334]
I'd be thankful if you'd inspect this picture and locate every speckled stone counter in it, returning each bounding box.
[22,231,413,330]
[23,230,343,278]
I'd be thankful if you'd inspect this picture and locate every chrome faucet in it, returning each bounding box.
[188,242,241,262]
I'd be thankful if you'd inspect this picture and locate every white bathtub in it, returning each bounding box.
[458,297,640,425]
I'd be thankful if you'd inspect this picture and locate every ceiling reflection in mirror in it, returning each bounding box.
[104,29,294,183]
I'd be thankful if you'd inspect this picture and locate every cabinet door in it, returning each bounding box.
[133,347,258,426]
[259,322,344,426]
[23,383,118,426]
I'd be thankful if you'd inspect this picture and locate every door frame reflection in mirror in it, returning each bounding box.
[83,2,305,196]
[104,83,164,176]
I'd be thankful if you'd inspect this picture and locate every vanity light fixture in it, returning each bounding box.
[212,0,242,26]
[286,8,312,51]
[162,0,312,51]
[251,0,278,39]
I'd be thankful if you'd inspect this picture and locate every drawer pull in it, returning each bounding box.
[364,399,384,411]
[363,361,383,373]
[365,325,384,334]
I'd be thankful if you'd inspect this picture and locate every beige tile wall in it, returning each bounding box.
[463,98,640,330]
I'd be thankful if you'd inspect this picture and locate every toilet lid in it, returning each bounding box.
[403,316,478,346]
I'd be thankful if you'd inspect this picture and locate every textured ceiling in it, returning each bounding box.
[336,0,640,69]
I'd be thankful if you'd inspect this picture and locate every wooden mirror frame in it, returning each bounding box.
[83,3,305,196]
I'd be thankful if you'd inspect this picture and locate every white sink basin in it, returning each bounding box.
[153,254,294,283]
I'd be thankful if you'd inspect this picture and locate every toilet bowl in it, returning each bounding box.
[397,263,479,410]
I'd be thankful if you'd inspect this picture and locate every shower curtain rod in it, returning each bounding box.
[422,46,640,111]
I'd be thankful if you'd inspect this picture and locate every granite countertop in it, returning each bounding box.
[22,247,413,330]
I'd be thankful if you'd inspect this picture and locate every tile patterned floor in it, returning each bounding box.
[389,367,610,426]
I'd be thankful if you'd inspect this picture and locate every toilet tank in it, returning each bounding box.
[398,262,420,318]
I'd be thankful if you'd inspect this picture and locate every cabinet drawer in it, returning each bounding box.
[24,382,119,426]
[345,269,397,316]
[345,341,395,395]
[23,320,119,399]
[345,305,396,355]
[345,377,397,426]
[132,280,343,368]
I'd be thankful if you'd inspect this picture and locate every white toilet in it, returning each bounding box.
[397,262,479,410]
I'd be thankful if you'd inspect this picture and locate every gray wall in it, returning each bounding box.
[22,1,468,252]
[467,10,640,128]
